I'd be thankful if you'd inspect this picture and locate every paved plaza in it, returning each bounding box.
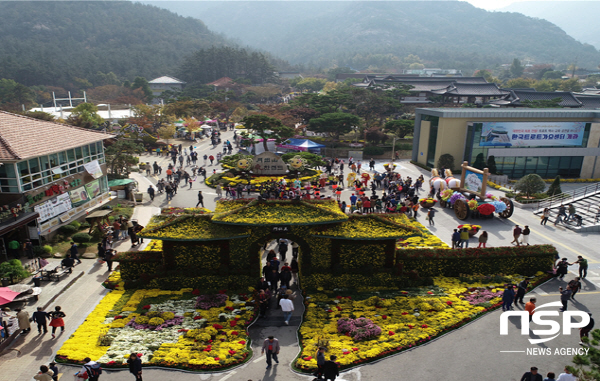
[1,129,599,381]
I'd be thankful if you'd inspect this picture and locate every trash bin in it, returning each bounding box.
[33,277,41,287]
[134,192,143,202]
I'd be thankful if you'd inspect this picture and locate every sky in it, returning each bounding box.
[463,0,596,11]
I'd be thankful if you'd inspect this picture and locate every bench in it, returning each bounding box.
[51,267,71,282]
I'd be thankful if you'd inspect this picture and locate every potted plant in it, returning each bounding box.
[0,259,30,285]
[458,224,482,237]
[419,198,437,208]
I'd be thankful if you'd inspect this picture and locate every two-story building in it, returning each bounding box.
[0,111,115,256]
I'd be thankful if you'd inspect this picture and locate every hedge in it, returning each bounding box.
[397,245,557,277]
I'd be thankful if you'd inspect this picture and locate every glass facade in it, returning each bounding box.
[464,122,591,178]
[0,142,105,193]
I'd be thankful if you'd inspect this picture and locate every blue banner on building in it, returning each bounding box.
[479,122,585,147]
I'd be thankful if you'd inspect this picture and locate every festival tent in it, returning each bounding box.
[277,138,325,152]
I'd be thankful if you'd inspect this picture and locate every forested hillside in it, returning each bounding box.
[0,1,233,87]
[152,1,600,70]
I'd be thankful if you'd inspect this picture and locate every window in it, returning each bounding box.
[11,142,105,192]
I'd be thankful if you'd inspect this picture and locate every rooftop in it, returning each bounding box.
[432,83,508,96]
[148,76,186,84]
[207,77,235,87]
[0,111,114,161]
[491,90,583,108]
[416,108,600,119]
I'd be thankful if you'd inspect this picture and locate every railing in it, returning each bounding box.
[535,182,600,212]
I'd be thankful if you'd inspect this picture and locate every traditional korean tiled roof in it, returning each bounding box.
[490,90,583,108]
[0,111,113,161]
[207,77,234,87]
[312,214,421,240]
[576,95,600,109]
[432,83,508,96]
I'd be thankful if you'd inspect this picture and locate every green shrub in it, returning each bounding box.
[43,245,53,254]
[395,143,413,151]
[363,146,385,156]
[58,224,78,235]
[33,246,47,256]
[69,221,81,229]
[80,222,91,229]
[0,259,30,280]
[71,233,92,244]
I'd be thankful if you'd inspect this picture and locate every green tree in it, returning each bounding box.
[472,153,486,170]
[505,78,535,89]
[514,173,546,198]
[510,58,524,78]
[486,155,498,175]
[534,79,562,92]
[0,78,36,111]
[241,114,295,152]
[308,112,361,141]
[559,78,583,92]
[292,77,328,93]
[570,329,600,380]
[546,175,562,196]
[105,140,145,177]
[384,119,414,139]
[67,102,104,128]
[281,151,326,169]
[156,124,176,144]
[326,67,355,81]
[521,98,563,108]
[437,154,455,171]
[131,77,153,101]
[542,70,564,80]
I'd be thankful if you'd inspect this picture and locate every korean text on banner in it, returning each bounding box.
[83,160,103,179]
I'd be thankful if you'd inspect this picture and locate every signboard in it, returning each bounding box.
[464,169,483,194]
[34,193,73,222]
[69,186,90,207]
[478,122,585,147]
[85,179,101,199]
[83,160,103,179]
[252,152,287,175]
[271,225,291,233]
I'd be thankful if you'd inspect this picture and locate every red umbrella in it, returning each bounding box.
[0,287,20,306]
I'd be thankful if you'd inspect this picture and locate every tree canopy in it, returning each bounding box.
[241,114,295,152]
[308,112,361,140]
[514,174,546,198]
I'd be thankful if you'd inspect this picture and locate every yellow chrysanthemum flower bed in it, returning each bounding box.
[295,273,547,372]
[140,216,250,241]
[384,214,450,249]
[213,201,347,225]
[314,215,420,240]
[56,280,256,372]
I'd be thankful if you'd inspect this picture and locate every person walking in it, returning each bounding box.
[33,365,54,381]
[559,286,572,311]
[567,204,576,221]
[278,239,288,262]
[522,226,531,246]
[195,191,204,208]
[568,277,582,300]
[556,258,570,280]
[32,307,50,334]
[127,353,143,381]
[511,225,522,246]
[15,308,31,334]
[80,357,102,381]
[427,208,436,226]
[520,367,543,381]
[314,347,326,380]
[147,185,155,201]
[451,229,460,249]
[459,228,470,248]
[49,306,66,339]
[515,279,529,304]
[104,249,115,272]
[48,362,59,381]
[323,355,340,381]
[261,336,280,369]
[571,256,588,278]
[291,257,299,286]
[24,239,34,259]
[556,367,577,381]
[525,298,536,322]
[579,312,594,345]
[412,202,419,218]
[541,208,550,225]
[279,294,294,325]
[478,230,488,248]
[502,285,515,311]
[70,242,82,264]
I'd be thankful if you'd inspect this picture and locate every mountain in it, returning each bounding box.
[0,1,234,87]
[149,1,600,70]
[500,1,600,51]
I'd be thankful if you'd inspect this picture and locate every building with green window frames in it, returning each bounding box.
[413,108,600,179]
[0,111,115,255]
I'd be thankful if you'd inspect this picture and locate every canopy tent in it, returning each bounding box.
[277,138,325,152]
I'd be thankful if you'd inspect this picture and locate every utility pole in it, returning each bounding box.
[391,136,397,162]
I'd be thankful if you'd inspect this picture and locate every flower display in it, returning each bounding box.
[440,189,454,201]
[314,215,420,240]
[477,203,496,216]
[57,277,256,371]
[490,201,507,214]
[457,224,481,233]
[448,192,466,205]
[294,272,550,372]
[467,200,478,210]
[418,198,437,208]
[386,214,449,249]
